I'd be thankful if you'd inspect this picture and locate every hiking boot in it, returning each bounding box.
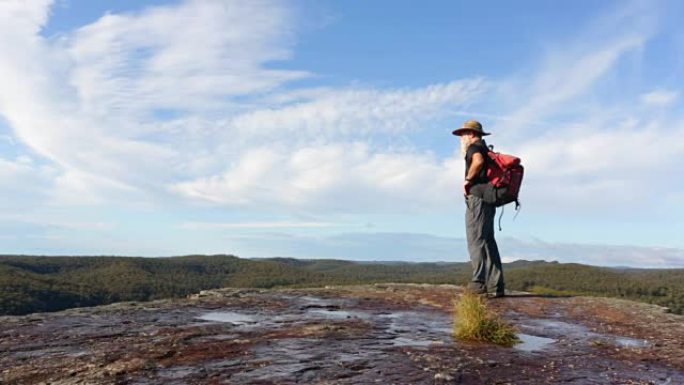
[486,291,506,299]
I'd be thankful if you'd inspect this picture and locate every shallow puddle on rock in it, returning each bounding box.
[380,310,454,347]
[156,365,197,379]
[299,295,338,306]
[523,319,591,337]
[391,336,444,347]
[514,334,556,352]
[385,311,452,331]
[522,318,653,350]
[614,337,651,348]
[306,308,367,320]
[196,311,256,325]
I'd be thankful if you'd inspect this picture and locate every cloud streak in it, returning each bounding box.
[230,79,486,139]
[180,221,339,230]
[171,142,463,212]
[641,89,679,106]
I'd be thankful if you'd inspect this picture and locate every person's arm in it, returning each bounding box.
[463,152,485,195]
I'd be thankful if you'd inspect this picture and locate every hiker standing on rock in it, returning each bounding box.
[453,120,505,298]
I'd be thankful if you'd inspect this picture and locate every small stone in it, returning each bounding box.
[434,372,454,381]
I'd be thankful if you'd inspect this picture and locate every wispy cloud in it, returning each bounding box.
[476,1,684,217]
[0,0,485,213]
[0,213,114,230]
[515,116,684,213]
[3,0,663,216]
[67,0,308,115]
[490,1,658,139]
[640,89,679,106]
[0,156,56,210]
[230,79,486,139]
[0,0,316,207]
[180,221,339,230]
[501,36,647,135]
[171,142,463,212]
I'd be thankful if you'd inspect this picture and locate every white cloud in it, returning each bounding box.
[230,79,486,139]
[171,142,463,212]
[0,0,53,35]
[477,2,684,216]
[180,221,339,230]
[0,0,485,213]
[66,0,308,116]
[493,1,657,140]
[514,116,684,210]
[0,213,113,230]
[0,156,56,210]
[640,89,679,106]
[0,0,316,210]
[0,0,180,204]
[502,36,646,132]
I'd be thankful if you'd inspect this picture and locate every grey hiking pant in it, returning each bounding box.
[465,194,504,292]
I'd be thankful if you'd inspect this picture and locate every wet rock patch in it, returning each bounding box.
[0,284,682,384]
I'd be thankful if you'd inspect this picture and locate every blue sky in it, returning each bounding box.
[1,0,683,267]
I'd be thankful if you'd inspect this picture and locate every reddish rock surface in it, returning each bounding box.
[1,283,682,384]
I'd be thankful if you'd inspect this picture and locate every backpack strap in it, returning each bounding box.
[513,200,521,221]
[498,200,521,231]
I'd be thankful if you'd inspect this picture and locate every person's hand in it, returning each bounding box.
[463,179,472,196]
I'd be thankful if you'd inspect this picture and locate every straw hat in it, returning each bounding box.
[452,119,491,136]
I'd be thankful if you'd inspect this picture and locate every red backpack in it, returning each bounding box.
[486,147,524,209]
[481,146,524,230]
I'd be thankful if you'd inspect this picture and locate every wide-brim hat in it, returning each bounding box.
[452,119,491,136]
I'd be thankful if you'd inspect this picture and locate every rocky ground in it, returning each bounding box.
[0,283,682,384]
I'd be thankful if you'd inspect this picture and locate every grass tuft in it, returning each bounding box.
[453,291,520,347]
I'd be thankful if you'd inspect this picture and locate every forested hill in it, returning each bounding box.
[1,254,682,316]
